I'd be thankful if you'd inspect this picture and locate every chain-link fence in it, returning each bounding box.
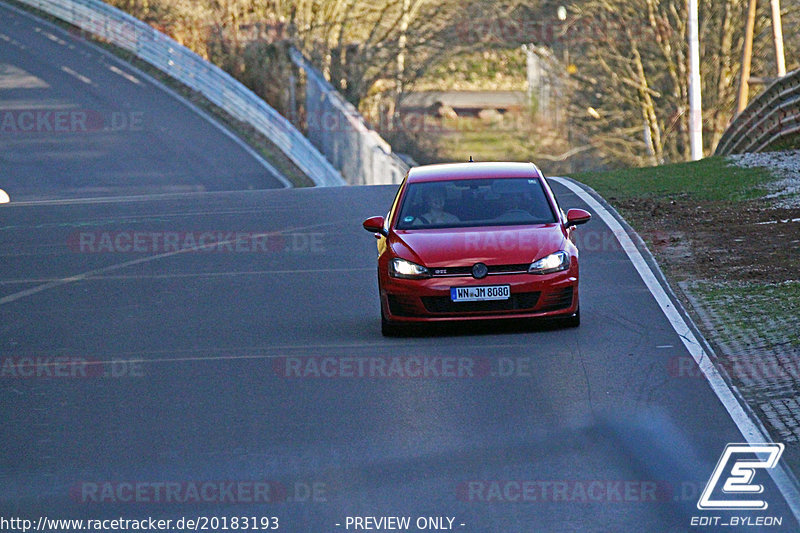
[15,0,345,187]
[289,48,409,186]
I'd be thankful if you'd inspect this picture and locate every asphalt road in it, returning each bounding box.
[0,2,285,201]
[1,182,797,532]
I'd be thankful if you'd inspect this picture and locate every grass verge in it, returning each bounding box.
[570,155,774,202]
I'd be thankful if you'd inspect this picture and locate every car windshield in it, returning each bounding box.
[395,178,557,230]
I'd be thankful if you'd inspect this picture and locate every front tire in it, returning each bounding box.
[381,307,404,337]
[561,305,580,328]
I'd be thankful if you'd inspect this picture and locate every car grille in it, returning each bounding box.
[421,292,540,314]
[430,264,531,277]
[538,287,574,312]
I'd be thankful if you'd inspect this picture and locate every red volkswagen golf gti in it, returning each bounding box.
[363,162,591,336]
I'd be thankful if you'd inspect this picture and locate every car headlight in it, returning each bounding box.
[389,258,430,279]
[528,251,570,274]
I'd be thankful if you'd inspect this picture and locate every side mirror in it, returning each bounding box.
[566,208,591,227]
[362,216,387,236]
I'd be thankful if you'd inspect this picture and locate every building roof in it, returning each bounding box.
[399,91,527,110]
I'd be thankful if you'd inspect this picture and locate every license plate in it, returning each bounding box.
[450,285,510,302]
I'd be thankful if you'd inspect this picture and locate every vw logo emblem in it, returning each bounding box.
[472,262,488,279]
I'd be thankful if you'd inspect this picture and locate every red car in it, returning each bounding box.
[362,161,591,336]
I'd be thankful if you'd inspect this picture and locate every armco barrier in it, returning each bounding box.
[716,68,800,155]
[289,48,409,186]
[14,0,345,186]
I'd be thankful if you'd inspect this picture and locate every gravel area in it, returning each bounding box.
[728,150,800,208]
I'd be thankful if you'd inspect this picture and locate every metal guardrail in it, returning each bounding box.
[716,68,800,155]
[15,0,345,187]
[289,48,409,186]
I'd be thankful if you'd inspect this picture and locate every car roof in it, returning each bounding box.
[406,162,543,184]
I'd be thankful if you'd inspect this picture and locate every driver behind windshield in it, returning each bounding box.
[413,186,459,225]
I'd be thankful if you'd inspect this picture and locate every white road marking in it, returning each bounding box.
[108,64,140,85]
[2,190,298,207]
[42,31,67,46]
[12,340,551,369]
[60,65,91,84]
[0,219,344,306]
[551,176,800,521]
[0,267,373,284]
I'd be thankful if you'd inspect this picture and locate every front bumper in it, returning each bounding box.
[380,271,579,323]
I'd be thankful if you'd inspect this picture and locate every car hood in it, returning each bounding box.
[391,224,566,267]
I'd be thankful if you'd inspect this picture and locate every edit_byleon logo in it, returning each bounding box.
[697,443,785,511]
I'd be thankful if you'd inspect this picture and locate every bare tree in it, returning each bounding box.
[566,0,798,167]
